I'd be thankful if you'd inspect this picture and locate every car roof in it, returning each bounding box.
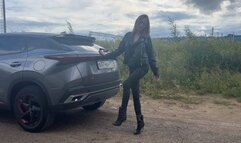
[0,32,58,38]
[0,32,95,40]
[0,32,96,45]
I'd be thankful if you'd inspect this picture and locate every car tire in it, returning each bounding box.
[13,85,54,132]
[83,100,106,111]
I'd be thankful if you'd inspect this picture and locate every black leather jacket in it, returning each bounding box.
[104,32,159,76]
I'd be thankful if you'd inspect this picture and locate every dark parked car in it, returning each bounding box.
[0,33,121,132]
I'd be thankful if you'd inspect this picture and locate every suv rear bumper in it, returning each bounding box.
[52,80,121,111]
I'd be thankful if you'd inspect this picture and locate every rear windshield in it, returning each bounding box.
[50,36,99,53]
[51,35,95,46]
[26,37,70,51]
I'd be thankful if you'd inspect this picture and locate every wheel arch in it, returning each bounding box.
[8,79,51,111]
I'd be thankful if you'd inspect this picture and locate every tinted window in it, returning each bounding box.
[50,36,98,53]
[51,35,95,46]
[26,37,69,51]
[0,36,25,55]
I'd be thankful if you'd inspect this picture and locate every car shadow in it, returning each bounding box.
[46,108,117,133]
[0,107,117,133]
[0,109,15,123]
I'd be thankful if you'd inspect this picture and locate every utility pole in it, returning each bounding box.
[2,0,6,33]
[211,27,214,37]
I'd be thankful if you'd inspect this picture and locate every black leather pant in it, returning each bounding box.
[121,65,149,116]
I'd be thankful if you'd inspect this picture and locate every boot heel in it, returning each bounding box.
[134,125,144,135]
[112,118,126,126]
[113,107,127,126]
[134,115,144,135]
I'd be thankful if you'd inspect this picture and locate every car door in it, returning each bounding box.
[0,35,27,104]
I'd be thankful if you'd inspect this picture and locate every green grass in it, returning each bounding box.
[97,38,241,102]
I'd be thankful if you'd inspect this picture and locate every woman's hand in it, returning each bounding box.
[99,48,106,56]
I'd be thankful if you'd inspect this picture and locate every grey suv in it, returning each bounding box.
[0,33,120,132]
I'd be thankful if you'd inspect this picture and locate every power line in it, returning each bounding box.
[0,0,6,33]
[3,0,6,33]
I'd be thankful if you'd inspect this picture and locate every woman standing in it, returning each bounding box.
[100,14,160,135]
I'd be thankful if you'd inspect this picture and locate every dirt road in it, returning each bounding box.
[0,95,241,143]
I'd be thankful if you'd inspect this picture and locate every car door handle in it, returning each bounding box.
[10,62,22,67]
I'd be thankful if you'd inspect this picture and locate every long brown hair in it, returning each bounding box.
[132,14,150,38]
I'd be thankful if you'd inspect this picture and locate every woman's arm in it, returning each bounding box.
[102,32,131,59]
[146,37,160,77]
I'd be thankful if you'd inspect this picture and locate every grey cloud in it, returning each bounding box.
[126,13,138,19]
[184,0,226,14]
[226,0,240,9]
[8,6,27,12]
[153,11,196,21]
[6,18,64,32]
[7,0,93,12]
[219,23,241,35]
[184,0,241,14]
[221,1,241,24]
[150,26,170,37]
[8,19,62,27]
[7,0,33,12]
[44,0,93,10]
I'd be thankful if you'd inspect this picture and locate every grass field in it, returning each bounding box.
[97,37,241,102]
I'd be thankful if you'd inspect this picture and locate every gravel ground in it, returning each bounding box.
[0,95,241,143]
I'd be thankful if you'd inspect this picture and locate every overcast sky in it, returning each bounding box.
[3,0,241,37]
